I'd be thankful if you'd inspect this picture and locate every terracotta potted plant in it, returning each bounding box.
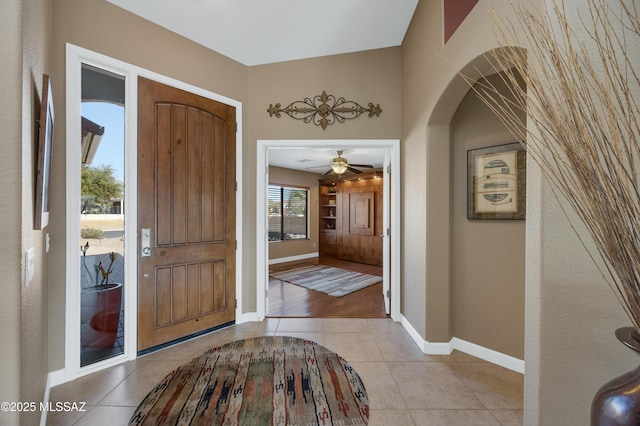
[81,247,123,349]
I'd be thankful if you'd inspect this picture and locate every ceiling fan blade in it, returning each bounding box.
[347,166,363,174]
[322,169,334,176]
[349,164,374,168]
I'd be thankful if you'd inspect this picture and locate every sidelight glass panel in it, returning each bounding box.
[79,64,126,367]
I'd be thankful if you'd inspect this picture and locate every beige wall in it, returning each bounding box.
[1,0,51,424]
[268,166,319,261]
[451,73,526,359]
[21,1,52,423]
[48,0,401,370]
[401,0,528,344]
[529,1,638,424]
[247,47,402,310]
[403,0,638,423]
[248,47,402,141]
[1,2,25,424]
[49,0,248,371]
[15,0,634,423]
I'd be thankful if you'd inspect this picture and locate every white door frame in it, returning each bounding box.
[256,139,401,321]
[59,43,243,385]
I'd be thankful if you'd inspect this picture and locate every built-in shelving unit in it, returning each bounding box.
[319,180,338,256]
[318,171,384,265]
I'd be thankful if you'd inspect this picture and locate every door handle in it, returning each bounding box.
[141,228,151,257]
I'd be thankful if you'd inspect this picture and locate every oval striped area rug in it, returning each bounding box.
[129,336,369,425]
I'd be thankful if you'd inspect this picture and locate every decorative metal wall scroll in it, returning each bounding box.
[267,91,382,130]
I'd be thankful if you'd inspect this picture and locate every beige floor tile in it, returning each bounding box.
[260,317,282,332]
[366,318,406,334]
[49,363,135,406]
[368,409,416,426]
[138,332,234,362]
[410,409,501,425]
[375,332,439,362]
[276,317,324,332]
[72,405,137,426]
[189,328,240,350]
[443,349,490,363]
[45,405,92,426]
[490,409,524,425]
[223,322,277,341]
[274,331,325,345]
[388,362,484,409]
[448,362,524,409]
[324,332,384,362]
[323,317,371,333]
[47,318,524,425]
[98,359,183,406]
[350,362,407,410]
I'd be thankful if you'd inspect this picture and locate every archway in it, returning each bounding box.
[421,47,528,375]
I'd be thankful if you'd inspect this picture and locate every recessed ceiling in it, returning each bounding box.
[105,0,419,66]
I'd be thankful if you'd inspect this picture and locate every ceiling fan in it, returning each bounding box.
[310,150,374,176]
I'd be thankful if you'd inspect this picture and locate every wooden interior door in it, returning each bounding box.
[137,77,236,351]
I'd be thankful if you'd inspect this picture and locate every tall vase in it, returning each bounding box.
[591,327,640,425]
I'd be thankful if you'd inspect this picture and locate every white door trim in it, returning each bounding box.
[256,139,401,321]
[61,43,243,385]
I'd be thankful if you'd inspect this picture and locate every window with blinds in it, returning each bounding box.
[268,185,309,241]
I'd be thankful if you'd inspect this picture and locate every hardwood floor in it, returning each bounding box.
[267,256,387,318]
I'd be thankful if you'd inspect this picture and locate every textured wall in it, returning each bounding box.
[451,73,526,359]
[50,0,248,370]
[247,47,402,310]
[401,0,527,342]
[49,0,400,369]
[531,1,640,424]
[21,0,51,422]
[0,1,24,424]
[403,0,640,423]
[0,0,51,424]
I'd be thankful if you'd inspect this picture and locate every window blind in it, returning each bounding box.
[268,185,309,241]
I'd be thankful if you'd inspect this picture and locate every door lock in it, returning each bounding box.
[141,228,151,257]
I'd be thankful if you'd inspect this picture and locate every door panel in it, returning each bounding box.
[349,192,375,236]
[337,182,383,266]
[138,77,235,351]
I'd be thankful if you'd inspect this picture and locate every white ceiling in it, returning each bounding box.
[105,0,418,66]
[269,147,387,175]
[105,0,416,173]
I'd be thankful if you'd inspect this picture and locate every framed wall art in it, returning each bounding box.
[35,74,54,230]
[467,142,526,220]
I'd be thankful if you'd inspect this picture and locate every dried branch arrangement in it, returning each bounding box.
[466,0,640,330]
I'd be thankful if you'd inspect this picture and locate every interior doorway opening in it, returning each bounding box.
[256,140,401,322]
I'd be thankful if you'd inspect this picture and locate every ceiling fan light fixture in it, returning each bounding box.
[331,157,348,175]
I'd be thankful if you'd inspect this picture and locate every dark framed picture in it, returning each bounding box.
[467,142,526,220]
[35,74,54,230]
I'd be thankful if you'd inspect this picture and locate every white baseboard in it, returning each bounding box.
[451,337,525,374]
[236,311,261,324]
[40,373,52,426]
[400,315,524,374]
[268,252,319,265]
[400,315,452,354]
[47,368,69,388]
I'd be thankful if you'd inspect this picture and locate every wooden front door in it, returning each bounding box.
[137,77,236,351]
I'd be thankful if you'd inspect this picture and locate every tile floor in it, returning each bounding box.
[47,318,523,425]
